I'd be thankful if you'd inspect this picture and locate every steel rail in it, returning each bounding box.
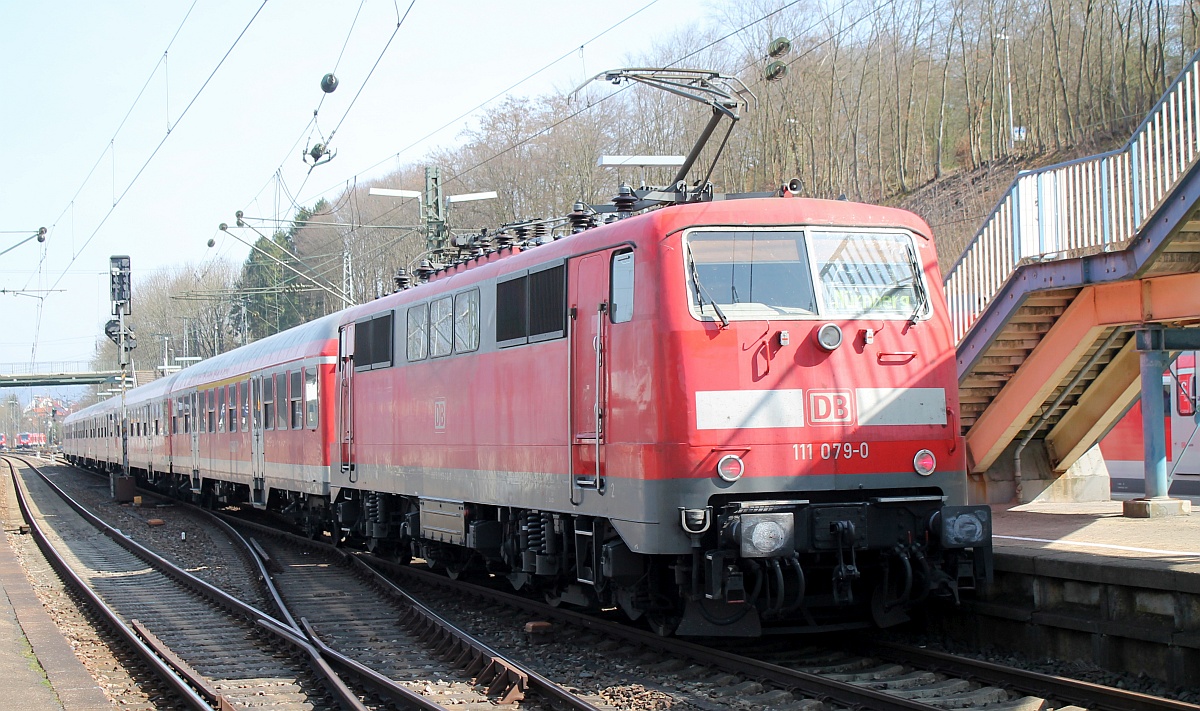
[3,457,215,710]
[221,512,606,711]
[46,457,442,711]
[866,640,1200,711]
[7,455,368,711]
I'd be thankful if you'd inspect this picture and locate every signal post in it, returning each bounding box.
[107,256,136,501]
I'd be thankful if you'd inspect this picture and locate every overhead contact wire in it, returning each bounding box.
[48,0,272,295]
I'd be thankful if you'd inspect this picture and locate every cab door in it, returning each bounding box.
[570,253,611,490]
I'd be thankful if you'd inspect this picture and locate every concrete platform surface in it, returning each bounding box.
[2,475,111,710]
[992,500,1200,585]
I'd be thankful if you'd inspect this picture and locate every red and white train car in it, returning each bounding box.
[64,195,991,635]
[1104,353,1200,496]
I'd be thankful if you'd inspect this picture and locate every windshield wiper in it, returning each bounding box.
[686,244,729,327]
[904,243,929,324]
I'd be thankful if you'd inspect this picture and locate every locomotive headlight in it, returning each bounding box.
[738,512,794,557]
[937,506,992,547]
[716,454,745,482]
[816,323,843,351]
[913,449,936,476]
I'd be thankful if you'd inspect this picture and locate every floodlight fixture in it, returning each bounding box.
[445,191,498,204]
[598,155,687,167]
[368,188,422,200]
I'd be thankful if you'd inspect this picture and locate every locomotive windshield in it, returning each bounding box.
[684,228,929,321]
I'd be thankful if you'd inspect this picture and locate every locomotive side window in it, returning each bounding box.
[611,251,634,323]
[305,368,318,429]
[529,264,566,341]
[290,370,303,429]
[496,276,527,345]
[355,311,395,371]
[454,289,480,352]
[430,296,454,357]
[407,304,429,361]
[497,263,566,347]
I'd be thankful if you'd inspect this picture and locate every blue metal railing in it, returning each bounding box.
[945,48,1200,342]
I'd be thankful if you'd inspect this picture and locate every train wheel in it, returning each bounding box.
[646,612,681,637]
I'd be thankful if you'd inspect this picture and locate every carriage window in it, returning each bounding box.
[263,376,275,431]
[208,389,216,434]
[431,296,454,357]
[290,370,303,429]
[277,373,290,430]
[228,385,238,433]
[240,382,248,431]
[407,303,429,361]
[454,289,480,352]
[305,368,318,429]
[610,251,634,323]
[218,387,226,432]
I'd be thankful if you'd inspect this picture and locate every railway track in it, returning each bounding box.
[32,457,607,711]
[32,458,1199,711]
[355,542,1200,711]
[230,518,609,711]
[3,455,362,710]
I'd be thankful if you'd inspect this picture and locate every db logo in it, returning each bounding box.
[807,390,854,425]
[433,398,447,431]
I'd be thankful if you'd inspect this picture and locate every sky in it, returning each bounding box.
[1,0,717,374]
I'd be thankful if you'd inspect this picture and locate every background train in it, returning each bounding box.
[64,193,992,636]
[16,432,47,449]
[1104,352,1199,496]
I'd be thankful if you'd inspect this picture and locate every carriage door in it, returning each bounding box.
[188,392,201,492]
[335,323,356,482]
[250,376,266,506]
[570,253,611,491]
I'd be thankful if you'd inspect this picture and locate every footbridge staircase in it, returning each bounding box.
[946,48,1200,505]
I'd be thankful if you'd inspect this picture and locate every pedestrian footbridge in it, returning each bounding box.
[947,48,1200,507]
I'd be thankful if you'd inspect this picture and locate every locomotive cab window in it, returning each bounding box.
[684,228,929,321]
[610,251,634,323]
[809,230,930,320]
[685,229,817,321]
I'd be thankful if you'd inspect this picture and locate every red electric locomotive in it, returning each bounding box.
[64,192,991,636]
[63,68,990,635]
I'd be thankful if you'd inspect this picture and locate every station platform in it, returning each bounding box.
[932,499,1200,689]
[0,468,111,710]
